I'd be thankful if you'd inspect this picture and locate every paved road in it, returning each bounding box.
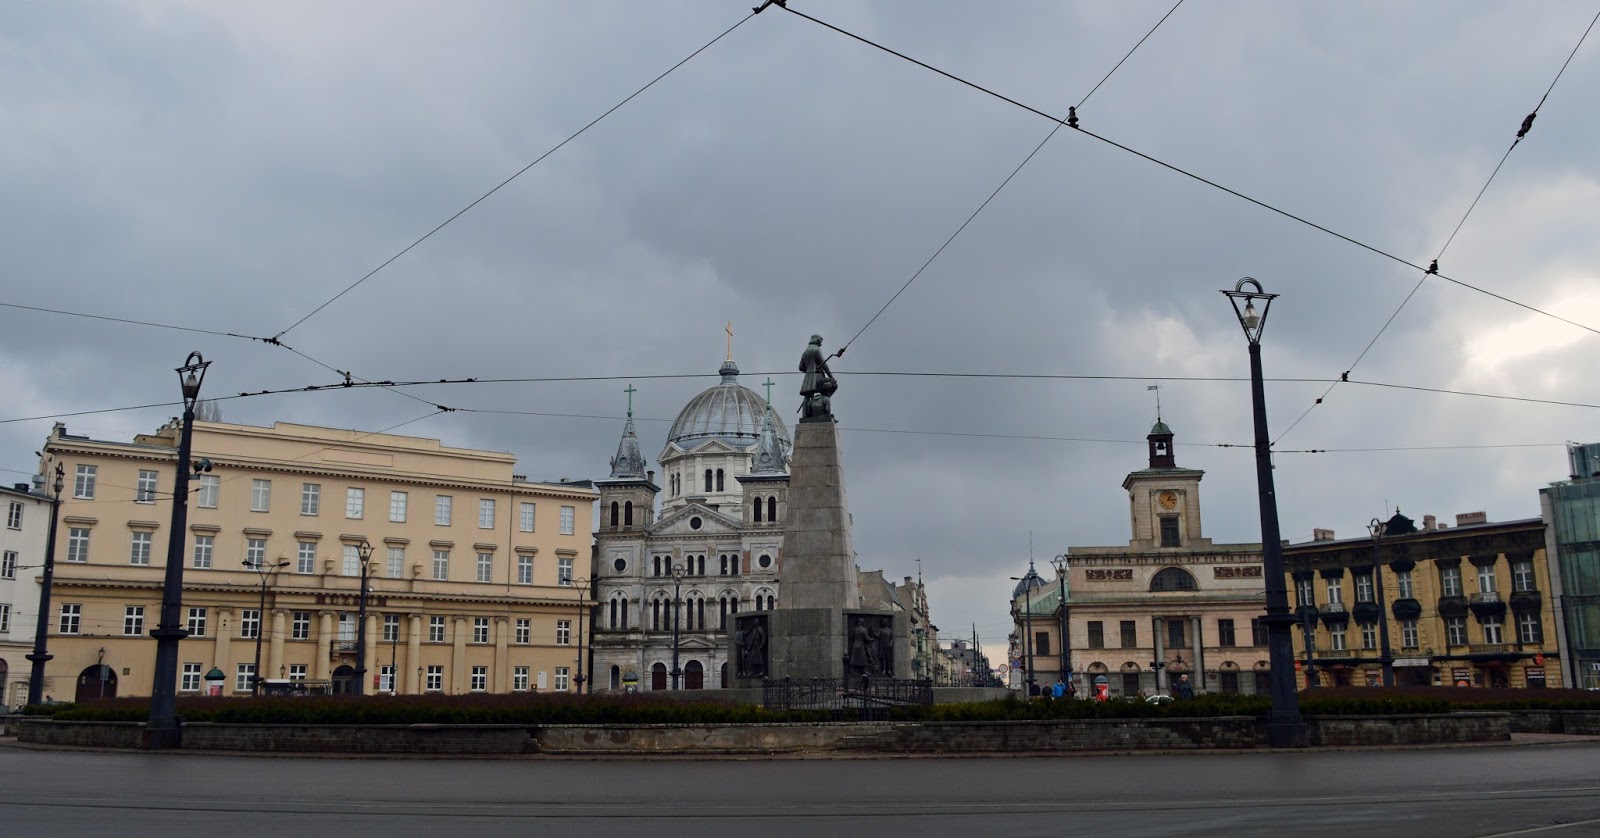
[3,742,1599,837]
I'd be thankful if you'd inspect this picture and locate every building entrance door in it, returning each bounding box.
[332,665,356,694]
[651,663,667,691]
[685,660,703,690]
[75,664,117,702]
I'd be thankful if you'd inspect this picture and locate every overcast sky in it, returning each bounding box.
[3,1,1598,660]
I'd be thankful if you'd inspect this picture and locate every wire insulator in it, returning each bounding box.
[1517,112,1536,139]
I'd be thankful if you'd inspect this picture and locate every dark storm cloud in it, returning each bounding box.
[3,0,1597,655]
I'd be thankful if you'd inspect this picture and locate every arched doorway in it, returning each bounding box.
[332,665,356,695]
[75,664,117,702]
[685,660,704,690]
[651,662,667,691]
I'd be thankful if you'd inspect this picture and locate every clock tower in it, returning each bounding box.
[1121,419,1209,550]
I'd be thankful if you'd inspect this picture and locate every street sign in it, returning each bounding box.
[997,664,1010,675]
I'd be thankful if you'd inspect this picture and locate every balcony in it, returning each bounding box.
[1318,602,1349,625]
[329,640,358,659]
[1469,592,1508,618]
[1436,595,1468,618]
[1470,591,1501,604]
[1469,643,1510,654]
[1509,589,1543,612]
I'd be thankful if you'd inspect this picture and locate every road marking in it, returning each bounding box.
[1476,818,1600,837]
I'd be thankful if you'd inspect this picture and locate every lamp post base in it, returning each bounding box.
[142,725,182,750]
[1266,718,1308,748]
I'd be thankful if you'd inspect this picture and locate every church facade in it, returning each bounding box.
[589,358,792,691]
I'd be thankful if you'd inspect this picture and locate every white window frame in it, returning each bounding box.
[478,499,495,529]
[301,483,320,516]
[236,663,256,693]
[1481,615,1503,645]
[0,603,9,633]
[1,550,16,579]
[181,662,202,692]
[124,605,145,636]
[383,613,401,642]
[560,506,575,535]
[1477,564,1498,594]
[343,544,360,576]
[297,542,316,574]
[1325,577,1343,605]
[470,666,487,692]
[1396,570,1413,599]
[555,667,569,692]
[74,464,97,499]
[556,619,571,646]
[476,552,493,583]
[292,611,310,640]
[59,603,81,635]
[379,664,396,694]
[558,557,573,586]
[473,617,489,644]
[387,546,404,579]
[1354,574,1373,603]
[520,502,535,532]
[515,618,530,645]
[1446,616,1467,645]
[432,550,449,581]
[7,501,22,529]
[250,479,272,513]
[246,538,266,567]
[1517,611,1541,644]
[1360,622,1376,650]
[1512,561,1535,593]
[136,470,158,504]
[67,528,90,563]
[1328,624,1346,652]
[241,609,261,639]
[435,495,452,526]
[390,491,408,523]
[517,554,533,585]
[426,666,444,692]
[513,666,529,692]
[130,531,152,566]
[1442,567,1463,597]
[428,616,446,643]
[192,535,214,569]
[1401,619,1418,648]
[197,474,219,509]
[346,487,365,519]
[187,607,207,637]
[289,664,308,681]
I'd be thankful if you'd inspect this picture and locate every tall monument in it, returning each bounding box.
[731,335,909,685]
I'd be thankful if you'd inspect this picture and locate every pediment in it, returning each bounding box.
[657,437,749,461]
[677,636,722,651]
[648,503,743,536]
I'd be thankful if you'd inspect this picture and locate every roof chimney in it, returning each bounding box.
[1312,528,1335,541]
[1423,514,1437,531]
[1455,511,1487,527]
[647,470,655,482]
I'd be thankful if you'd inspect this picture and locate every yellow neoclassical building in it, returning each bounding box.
[35,419,595,701]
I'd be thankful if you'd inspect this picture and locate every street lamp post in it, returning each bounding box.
[573,577,590,694]
[1010,576,1036,695]
[354,538,374,697]
[1368,518,1396,687]
[147,352,210,749]
[1050,554,1071,693]
[670,563,685,690]
[1221,278,1307,748]
[26,463,65,707]
[243,558,290,697]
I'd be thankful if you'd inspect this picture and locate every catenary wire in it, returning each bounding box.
[271,10,757,342]
[0,301,270,343]
[778,4,1600,340]
[837,0,1185,355]
[1273,7,1600,445]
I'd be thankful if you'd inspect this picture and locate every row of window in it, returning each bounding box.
[59,528,574,584]
[1080,618,1271,651]
[1315,612,1543,650]
[52,605,571,646]
[603,591,776,631]
[646,553,772,577]
[68,467,576,534]
[184,663,568,693]
[1295,560,1538,606]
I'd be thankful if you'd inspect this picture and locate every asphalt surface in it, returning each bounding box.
[3,741,1599,837]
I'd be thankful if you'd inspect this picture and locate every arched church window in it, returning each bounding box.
[767,496,777,523]
[624,500,633,526]
[618,595,629,630]
[1150,567,1198,592]
[754,500,763,523]
[705,469,713,493]
[609,598,617,629]
[716,469,725,492]
[610,501,619,528]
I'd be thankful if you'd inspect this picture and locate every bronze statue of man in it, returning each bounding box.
[798,334,837,419]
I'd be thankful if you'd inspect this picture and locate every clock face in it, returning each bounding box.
[1158,491,1178,510]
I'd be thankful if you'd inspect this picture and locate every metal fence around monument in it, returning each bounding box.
[762,677,934,720]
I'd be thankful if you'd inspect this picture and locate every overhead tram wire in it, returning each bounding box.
[0,301,271,343]
[776,4,1600,341]
[830,0,1186,357]
[270,9,759,343]
[1272,6,1600,445]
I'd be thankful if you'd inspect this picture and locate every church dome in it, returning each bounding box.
[666,360,792,453]
[1012,563,1046,599]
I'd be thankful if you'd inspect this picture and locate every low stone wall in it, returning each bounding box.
[13,712,1514,754]
[1306,712,1508,746]
[1508,709,1600,735]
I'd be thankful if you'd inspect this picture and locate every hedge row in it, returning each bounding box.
[26,690,1477,725]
